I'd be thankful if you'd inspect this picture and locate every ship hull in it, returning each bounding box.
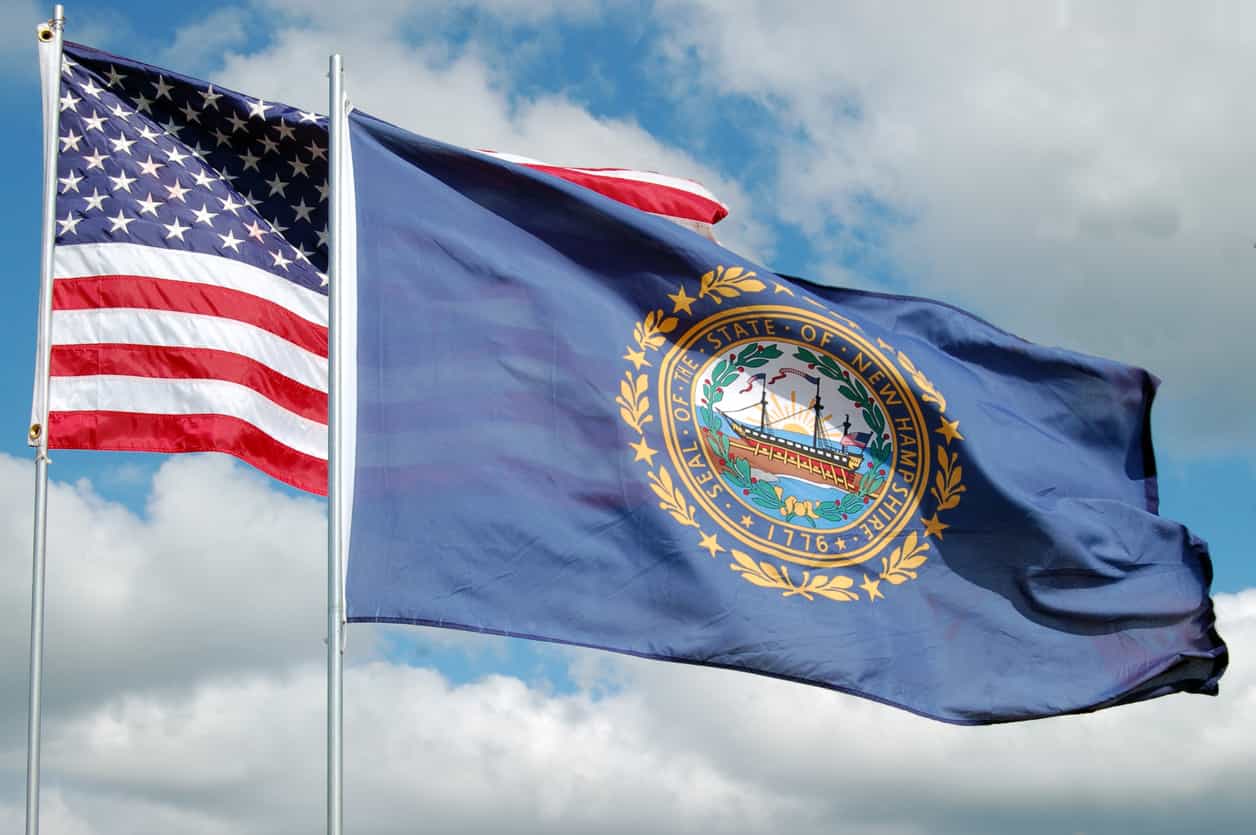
[722,416,874,494]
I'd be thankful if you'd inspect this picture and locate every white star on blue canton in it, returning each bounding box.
[57,211,82,235]
[107,209,135,233]
[82,188,107,212]
[59,170,83,193]
[53,47,332,289]
[201,85,222,109]
[163,217,190,240]
[136,193,163,216]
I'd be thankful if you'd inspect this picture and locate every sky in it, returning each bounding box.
[0,1,1253,833]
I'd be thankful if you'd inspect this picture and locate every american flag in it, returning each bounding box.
[43,42,727,495]
[839,431,872,450]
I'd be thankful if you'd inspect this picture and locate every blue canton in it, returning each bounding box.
[54,42,329,296]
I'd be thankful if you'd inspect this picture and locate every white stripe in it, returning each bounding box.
[52,307,328,392]
[54,242,329,327]
[49,375,328,459]
[478,150,722,204]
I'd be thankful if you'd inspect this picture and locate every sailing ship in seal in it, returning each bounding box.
[716,368,880,495]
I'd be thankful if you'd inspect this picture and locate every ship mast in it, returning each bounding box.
[812,376,823,448]
[759,377,768,431]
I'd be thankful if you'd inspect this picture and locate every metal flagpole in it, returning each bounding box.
[26,6,65,835]
[326,53,346,835]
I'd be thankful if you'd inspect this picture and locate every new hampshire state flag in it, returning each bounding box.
[344,111,1227,724]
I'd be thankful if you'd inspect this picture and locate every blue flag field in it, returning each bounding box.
[344,110,1227,724]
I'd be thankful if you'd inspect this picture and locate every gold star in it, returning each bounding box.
[698,531,724,558]
[629,436,658,465]
[834,537,846,551]
[860,574,884,602]
[622,347,650,370]
[772,281,795,296]
[922,513,949,540]
[668,285,696,315]
[935,418,964,445]
[739,515,753,529]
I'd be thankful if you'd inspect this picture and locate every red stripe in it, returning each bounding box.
[50,344,328,424]
[53,275,329,358]
[517,163,729,225]
[49,411,328,496]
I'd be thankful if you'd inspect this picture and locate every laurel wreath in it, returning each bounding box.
[647,467,699,528]
[931,446,965,511]
[880,531,930,584]
[730,550,860,601]
[615,371,652,434]
[634,309,679,354]
[615,265,967,604]
[698,266,765,303]
[895,349,946,412]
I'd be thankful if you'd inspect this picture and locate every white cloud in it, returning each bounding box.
[655,0,1256,451]
[258,0,602,29]
[0,789,100,835]
[158,8,249,74]
[0,456,1251,834]
[3,588,1251,835]
[0,453,330,730]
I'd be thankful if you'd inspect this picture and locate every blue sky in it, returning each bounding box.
[0,3,1253,834]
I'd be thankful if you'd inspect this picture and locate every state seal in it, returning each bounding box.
[615,266,967,603]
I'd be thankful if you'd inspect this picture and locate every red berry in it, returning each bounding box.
[841,514,848,520]
[863,496,871,504]
[882,433,888,439]
[878,469,885,476]
[716,387,723,393]
[737,366,744,372]
[808,363,815,369]
[729,353,736,361]
[743,489,750,495]
[750,477,758,484]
